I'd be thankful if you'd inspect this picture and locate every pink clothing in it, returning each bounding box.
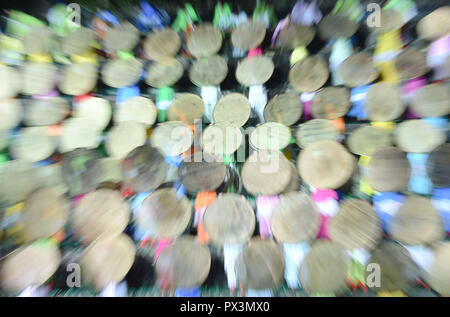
[311,189,338,202]
[256,195,280,239]
[154,238,174,261]
[248,46,263,57]
[403,76,427,119]
[318,214,331,239]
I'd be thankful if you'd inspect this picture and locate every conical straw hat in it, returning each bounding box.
[212,93,251,127]
[395,120,445,153]
[235,239,285,290]
[201,122,243,156]
[368,9,405,34]
[417,6,450,41]
[0,65,21,98]
[311,86,351,120]
[394,47,428,81]
[295,119,339,149]
[122,145,168,193]
[144,27,181,62]
[329,199,381,251]
[81,234,136,291]
[145,58,183,88]
[318,13,358,41]
[264,93,303,127]
[24,97,69,126]
[390,195,444,245]
[61,27,95,55]
[365,83,405,121]
[187,23,222,58]
[231,21,266,51]
[0,98,22,130]
[21,187,69,242]
[101,57,142,88]
[103,22,139,53]
[10,127,56,163]
[59,62,98,96]
[250,122,291,151]
[59,118,101,153]
[150,121,193,157]
[367,147,411,192]
[114,96,157,128]
[426,242,450,296]
[167,93,204,124]
[203,193,255,245]
[346,125,392,156]
[297,140,355,189]
[136,188,191,239]
[72,189,130,243]
[410,83,450,118]
[21,62,57,95]
[278,24,315,48]
[0,160,37,205]
[339,53,378,87]
[270,192,320,243]
[298,240,350,295]
[23,26,53,55]
[105,121,147,159]
[189,55,228,87]
[242,150,292,196]
[156,236,211,288]
[72,97,111,131]
[236,56,274,86]
[0,241,61,295]
[178,152,227,193]
[289,56,329,92]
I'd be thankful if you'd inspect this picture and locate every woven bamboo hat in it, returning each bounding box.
[0,160,37,205]
[426,242,450,296]
[0,241,61,295]
[72,189,130,243]
[311,86,351,120]
[394,47,428,81]
[145,58,184,88]
[23,26,53,55]
[329,199,382,251]
[201,122,243,156]
[365,83,405,121]
[61,27,95,55]
[298,240,350,295]
[60,148,101,197]
[427,143,450,188]
[263,93,303,126]
[93,157,123,189]
[236,56,274,86]
[318,13,358,41]
[417,6,450,41]
[270,192,320,243]
[187,23,222,58]
[212,93,251,127]
[103,22,139,53]
[289,56,329,93]
[21,62,57,95]
[59,62,98,96]
[242,150,292,196]
[9,127,56,163]
[122,145,168,193]
[295,119,339,149]
[73,97,111,131]
[156,236,211,288]
[297,140,355,189]
[136,188,191,239]
[59,118,102,153]
[231,21,266,51]
[367,146,411,192]
[365,241,420,292]
[178,152,227,193]
[395,120,445,153]
[346,125,392,156]
[0,98,22,130]
[278,24,315,49]
[0,65,21,98]
[101,57,142,88]
[150,121,193,157]
[235,239,285,290]
[410,83,450,118]
[189,55,228,87]
[105,122,147,159]
[34,164,68,196]
[21,187,69,242]
[390,195,444,245]
[368,9,405,34]
[24,97,69,126]
[250,122,292,151]
[144,27,181,62]
[167,93,204,124]
[114,96,157,128]
[203,193,255,245]
[81,234,136,291]
[339,53,378,87]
